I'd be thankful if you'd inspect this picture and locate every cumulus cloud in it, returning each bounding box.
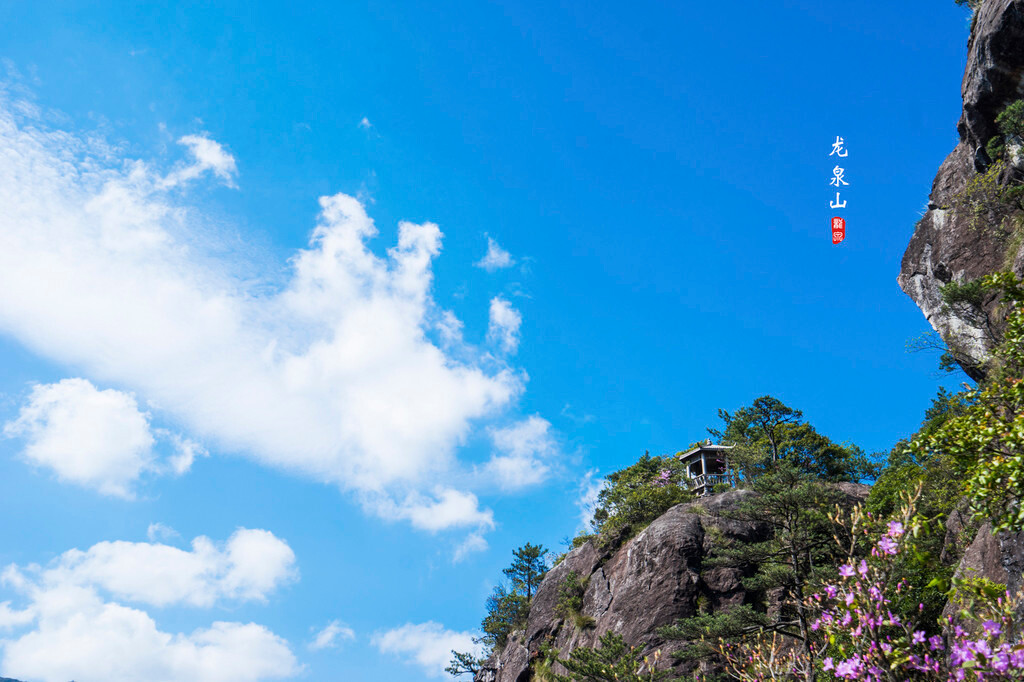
[3,378,156,498]
[474,236,514,272]
[377,487,495,533]
[309,620,355,651]
[483,416,557,490]
[487,297,522,355]
[0,93,527,530]
[373,622,481,678]
[3,379,209,497]
[0,532,299,682]
[15,528,297,608]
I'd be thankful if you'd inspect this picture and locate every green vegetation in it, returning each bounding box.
[660,464,850,678]
[555,570,594,631]
[454,321,1024,679]
[985,101,1024,164]
[588,452,694,547]
[916,272,1024,532]
[552,632,675,682]
[956,100,1024,242]
[710,395,877,482]
[448,542,550,675]
[503,542,548,600]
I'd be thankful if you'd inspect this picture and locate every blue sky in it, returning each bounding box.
[0,1,974,680]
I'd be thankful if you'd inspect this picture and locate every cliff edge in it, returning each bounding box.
[899,0,1024,379]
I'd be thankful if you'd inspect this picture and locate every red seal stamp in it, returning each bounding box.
[831,216,846,245]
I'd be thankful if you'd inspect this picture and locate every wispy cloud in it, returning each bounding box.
[474,235,514,272]
[309,620,356,651]
[575,469,604,533]
[488,297,522,355]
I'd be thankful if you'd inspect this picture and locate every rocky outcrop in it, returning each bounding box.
[475,491,769,681]
[899,0,1024,380]
[945,521,1024,621]
[474,484,872,682]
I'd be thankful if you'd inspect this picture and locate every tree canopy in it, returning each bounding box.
[710,395,876,483]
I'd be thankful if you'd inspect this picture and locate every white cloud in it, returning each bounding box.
[0,93,527,530]
[373,622,481,678]
[483,416,557,490]
[15,528,296,608]
[3,378,156,498]
[452,531,489,563]
[0,532,300,682]
[0,601,34,629]
[487,297,522,355]
[575,469,605,533]
[309,620,355,651]
[377,487,495,533]
[4,379,210,497]
[146,523,180,543]
[164,134,238,188]
[358,117,372,130]
[474,236,514,272]
[1,590,298,682]
[166,433,208,475]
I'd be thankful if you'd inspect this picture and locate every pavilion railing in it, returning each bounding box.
[686,473,735,493]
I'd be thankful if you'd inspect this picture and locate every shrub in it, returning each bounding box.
[950,160,1024,234]
[997,100,1024,139]
[711,489,1024,681]
[590,453,693,546]
[917,273,1024,532]
[556,570,594,631]
[553,632,675,682]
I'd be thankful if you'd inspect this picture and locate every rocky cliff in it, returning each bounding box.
[476,486,868,681]
[475,491,767,682]
[899,0,1024,380]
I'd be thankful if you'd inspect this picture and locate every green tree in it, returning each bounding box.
[503,542,548,600]
[660,464,849,682]
[712,396,801,464]
[590,452,693,545]
[450,542,549,671]
[478,583,530,651]
[710,396,876,482]
[554,631,675,682]
[916,273,1024,532]
[444,651,484,678]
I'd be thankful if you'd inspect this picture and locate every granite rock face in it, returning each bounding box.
[899,0,1024,380]
[944,521,1024,622]
[474,491,769,681]
[473,485,872,681]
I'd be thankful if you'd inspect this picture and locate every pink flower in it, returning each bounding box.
[887,520,904,537]
[839,564,854,578]
[982,619,1002,636]
[877,536,898,555]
